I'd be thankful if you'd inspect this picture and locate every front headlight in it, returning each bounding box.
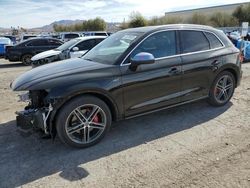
[18,92,30,102]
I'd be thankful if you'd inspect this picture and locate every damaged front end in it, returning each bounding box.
[31,56,58,68]
[16,90,54,137]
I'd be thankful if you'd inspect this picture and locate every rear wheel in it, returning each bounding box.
[56,95,112,148]
[208,71,236,106]
[21,54,33,65]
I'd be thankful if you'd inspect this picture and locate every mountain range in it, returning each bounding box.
[35,19,85,31]
[0,19,121,33]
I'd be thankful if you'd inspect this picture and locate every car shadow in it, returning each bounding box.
[0,100,232,187]
[0,62,25,68]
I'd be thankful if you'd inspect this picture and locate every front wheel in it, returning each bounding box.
[56,95,112,148]
[208,71,236,106]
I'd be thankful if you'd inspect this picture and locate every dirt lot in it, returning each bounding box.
[0,59,250,188]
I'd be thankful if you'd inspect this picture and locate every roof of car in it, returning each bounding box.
[121,24,217,33]
[76,36,107,40]
[23,37,61,42]
[84,31,107,33]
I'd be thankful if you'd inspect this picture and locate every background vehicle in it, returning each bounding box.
[0,37,12,57]
[5,38,63,65]
[31,36,106,67]
[20,34,37,42]
[83,31,109,36]
[1,35,16,44]
[12,24,242,148]
[60,32,81,42]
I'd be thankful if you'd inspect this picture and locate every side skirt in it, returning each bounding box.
[125,96,208,120]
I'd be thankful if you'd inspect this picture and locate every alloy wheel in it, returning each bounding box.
[214,75,234,104]
[65,104,107,144]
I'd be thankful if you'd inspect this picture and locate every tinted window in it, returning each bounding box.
[76,39,96,51]
[131,31,176,58]
[64,34,79,39]
[26,39,47,46]
[48,39,62,46]
[95,38,105,44]
[95,33,107,36]
[180,31,210,53]
[204,32,223,49]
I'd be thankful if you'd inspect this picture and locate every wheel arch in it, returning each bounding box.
[215,61,240,86]
[48,90,120,138]
[218,65,240,87]
[222,68,238,86]
[50,90,119,127]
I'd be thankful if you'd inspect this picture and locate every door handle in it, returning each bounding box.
[211,60,220,71]
[169,67,181,75]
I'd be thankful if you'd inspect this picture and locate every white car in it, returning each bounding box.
[31,36,106,67]
[60,32,82,42]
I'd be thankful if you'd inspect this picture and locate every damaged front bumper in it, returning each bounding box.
[16,104,53,136]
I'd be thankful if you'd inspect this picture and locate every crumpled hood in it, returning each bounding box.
[11,58,110,91]
[31,49,62,61]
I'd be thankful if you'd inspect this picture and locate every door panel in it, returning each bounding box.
[121,57,182,117]
[120,30,183,117]
[180,52,222,102]
[179,30,224,102]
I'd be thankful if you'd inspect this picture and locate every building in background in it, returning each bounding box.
[165,2,250,21]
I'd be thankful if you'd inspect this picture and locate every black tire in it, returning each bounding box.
[21,54,33,65]
[208,71,236,106]
[56,95,112,148]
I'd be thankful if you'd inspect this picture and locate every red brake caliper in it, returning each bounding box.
[93,114,99,123]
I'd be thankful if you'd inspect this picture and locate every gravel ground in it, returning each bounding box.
[0,59,250,188]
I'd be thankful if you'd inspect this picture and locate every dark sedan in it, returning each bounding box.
[5,38,63,65]
[12,24,242,148]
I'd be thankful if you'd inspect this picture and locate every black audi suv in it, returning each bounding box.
[11,24,242,148]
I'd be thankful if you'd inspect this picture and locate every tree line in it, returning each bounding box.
[53,3,250,32]
[53,17,106,32]
[123,3,250,29]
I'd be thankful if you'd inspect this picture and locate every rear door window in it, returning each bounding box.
[131,31,177,58]
[180,30,210,53]
[204,32,223,49]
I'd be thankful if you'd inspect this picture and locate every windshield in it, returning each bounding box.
[57,38,81,51]
[83,31,143,64]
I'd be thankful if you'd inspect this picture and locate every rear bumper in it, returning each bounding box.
[5,53,20,61]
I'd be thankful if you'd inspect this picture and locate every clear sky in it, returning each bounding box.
[0,0,249,28]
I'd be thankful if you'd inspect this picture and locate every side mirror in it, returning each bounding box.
[72,47,79,52]
[129,52,155,71]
